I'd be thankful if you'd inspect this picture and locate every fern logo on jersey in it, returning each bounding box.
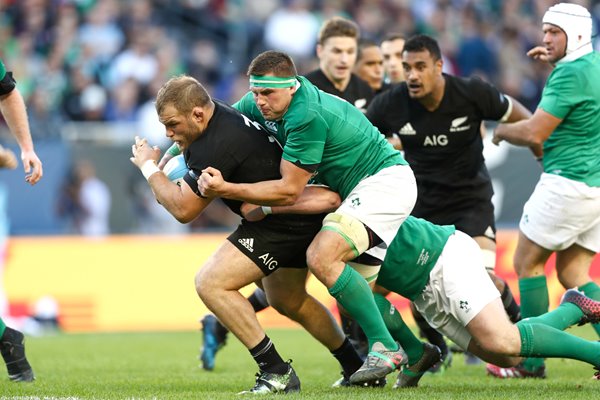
[450,116,470,132]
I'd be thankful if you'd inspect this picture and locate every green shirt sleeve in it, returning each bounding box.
[0,59,6,81]
[282,114,328,167]
[539,66,578,119]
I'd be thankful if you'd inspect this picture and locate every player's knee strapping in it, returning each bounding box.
[322,212,370,257]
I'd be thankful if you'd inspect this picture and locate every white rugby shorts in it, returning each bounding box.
[413,230,500,350]
[520,173,600,252]
[337,164,417,260]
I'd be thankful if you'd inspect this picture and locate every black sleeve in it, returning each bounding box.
[0,71,16,96]
[467,77,509,121]
[366,91,393,136]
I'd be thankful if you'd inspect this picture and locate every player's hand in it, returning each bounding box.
[527,46,549,62]
[240,202,267,222]
[0,146,18,170]
[491,131,503,146]
[21,149,43,185]
[198,166,224,198]
[130,136,161,168]
[158,153,174,170]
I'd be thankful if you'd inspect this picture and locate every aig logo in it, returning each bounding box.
[259,253,279,270]
[423,135,448,146]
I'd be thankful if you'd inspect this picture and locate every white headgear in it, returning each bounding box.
[543,3,593,62]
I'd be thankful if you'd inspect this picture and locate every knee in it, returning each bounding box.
[195,267,216,300]
[477,332,521,356]
[556,269,582,289]
[269,293,304,319]
[306,244,330,277]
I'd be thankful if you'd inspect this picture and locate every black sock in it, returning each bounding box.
[410,303,448,355]
[331,337,363,378]
[248,288,270,313]
[501,282,521,323]
[249,335,288,374]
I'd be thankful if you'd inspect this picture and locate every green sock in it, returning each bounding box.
[578,281,600,337]
[518,276,548,371]
[328,265,397,350]
[0,317,5,338]
[524,302,583,330]
[519,276,549,317]
[373,293,423,365]
[517,321,600,366]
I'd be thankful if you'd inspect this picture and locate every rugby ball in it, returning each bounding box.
[163,154,188,185]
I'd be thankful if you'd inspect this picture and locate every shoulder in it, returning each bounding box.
[370,82,408,108]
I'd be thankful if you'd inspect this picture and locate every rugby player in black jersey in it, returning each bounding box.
[130,75,368,394]
[367,34,534,380]
[304,16,373,113]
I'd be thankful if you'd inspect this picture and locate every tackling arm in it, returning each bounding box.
[241,185,341,222]
[199,158,312,206]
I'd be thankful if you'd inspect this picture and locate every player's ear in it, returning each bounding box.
[192,107,204,123]
[316,44,323,59]
[435,56,443,72]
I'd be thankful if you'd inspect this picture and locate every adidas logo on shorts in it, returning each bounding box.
[238,238,254,253]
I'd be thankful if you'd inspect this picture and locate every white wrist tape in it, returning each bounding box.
[261,206,273,215]
[141,160,160,180]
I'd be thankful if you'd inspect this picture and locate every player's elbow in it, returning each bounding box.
[169,206,197,224]
[323,191,341,211]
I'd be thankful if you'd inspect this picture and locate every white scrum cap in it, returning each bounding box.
[543,3,592,58]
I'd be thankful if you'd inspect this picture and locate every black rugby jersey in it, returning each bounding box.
[367,74,510,209]
[305,69,374,112]
[182,101,320,226]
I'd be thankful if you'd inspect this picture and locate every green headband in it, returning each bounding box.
[249,75,297,88]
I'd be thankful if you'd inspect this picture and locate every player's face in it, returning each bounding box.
[354,45,384,91]
[251,84,297,121]
[159,104,199,150]
[542,23,567,64]
[402,50,443,99]
[381,38,405,83]
[317,36,357,85]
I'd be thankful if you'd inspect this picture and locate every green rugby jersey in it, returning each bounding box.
[539,52,600,187]
[234,76,406,200]
[376,216,455,301]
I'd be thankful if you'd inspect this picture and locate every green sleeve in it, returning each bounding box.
[0,59,6,80]
[539,67,577,120]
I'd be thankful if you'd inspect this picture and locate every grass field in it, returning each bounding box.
[1,326,599,399]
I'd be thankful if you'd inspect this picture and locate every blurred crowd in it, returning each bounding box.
[0,0,599,235]
[0,0,598,143]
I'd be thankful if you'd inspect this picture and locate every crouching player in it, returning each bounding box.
[373,215,600,387]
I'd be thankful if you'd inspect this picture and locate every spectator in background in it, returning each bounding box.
[58,160,111,237]
[263,0,320,70]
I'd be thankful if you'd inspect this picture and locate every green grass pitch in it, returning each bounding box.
[2,326,599,399]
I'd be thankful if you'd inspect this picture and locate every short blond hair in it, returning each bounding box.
[155,75,211,115]
[318,16,359,46]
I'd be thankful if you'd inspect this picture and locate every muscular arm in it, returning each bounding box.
[502,96,543,157]
[199,158,313,206]
[241,185,341,221]
[131,136,211,223]
[0,88,43,184]
[493,107,561,157]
